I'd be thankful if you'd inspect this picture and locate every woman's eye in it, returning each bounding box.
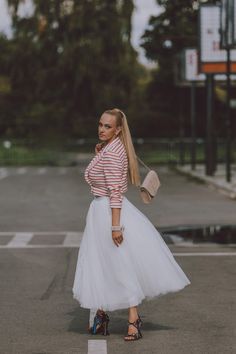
[98,123,111,129]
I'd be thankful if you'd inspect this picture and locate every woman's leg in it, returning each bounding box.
[128,305,139,321]
[124,305,140,339]
[89,309,97,327]
[89,308,104,326]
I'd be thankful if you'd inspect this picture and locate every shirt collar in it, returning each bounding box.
[103,136,121,152]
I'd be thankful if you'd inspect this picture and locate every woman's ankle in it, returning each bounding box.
[128,306,139,321]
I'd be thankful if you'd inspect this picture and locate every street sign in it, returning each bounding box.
[185,49,206,81]
[181,48,236,82]
[199,4,236,73]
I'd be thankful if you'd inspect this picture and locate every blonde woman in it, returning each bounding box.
[72,108,191,341]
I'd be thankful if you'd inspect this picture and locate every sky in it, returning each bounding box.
[0,0,162,65]
[132,0,161,65]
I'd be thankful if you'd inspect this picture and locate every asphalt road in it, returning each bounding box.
[1,165,236,231]
[0,165,235,354]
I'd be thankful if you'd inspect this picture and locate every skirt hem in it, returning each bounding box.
[72,281,190,311]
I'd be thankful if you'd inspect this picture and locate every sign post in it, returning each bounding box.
[184,49,205,170]
[220,0,236,182]
[199,3,236,181]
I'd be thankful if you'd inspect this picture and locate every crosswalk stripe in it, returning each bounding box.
[0,232,83,248]
[63,232,83,246]
[58,168,67,174]
[17,167,27,174]
[37,167,47,174]
[0,244,80,249]
[0,167,84,179]
[0,168,8,180]
[7,232,33,247]
[0,232,235,253]
[88,340,107,354]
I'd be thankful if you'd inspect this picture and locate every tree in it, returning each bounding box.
[138,0,200,137]
[2,0,138,140]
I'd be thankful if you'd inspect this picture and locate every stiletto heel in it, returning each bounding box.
[88,309,110,336]
[124,314,143,341]
[102,319,109,336]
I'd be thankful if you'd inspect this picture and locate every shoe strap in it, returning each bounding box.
[127,320,138,329]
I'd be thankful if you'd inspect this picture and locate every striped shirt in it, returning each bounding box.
[84,136,128,208]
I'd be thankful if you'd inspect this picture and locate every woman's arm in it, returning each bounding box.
[112,208,123,247]
[103,150,124,247]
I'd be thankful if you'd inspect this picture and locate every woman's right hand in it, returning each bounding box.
[95,143,105,155]
[112,231,123,247]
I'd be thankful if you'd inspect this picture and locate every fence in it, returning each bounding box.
[0,137,235,166]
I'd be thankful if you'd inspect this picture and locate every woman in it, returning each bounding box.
[72,108,191,341]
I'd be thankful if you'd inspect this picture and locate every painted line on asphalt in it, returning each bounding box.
[0,231,83,236]
[88,340,107,354]
[63,232,83,246]
[0,231,83,248]
[0,168,8,180]
[0,232,235,253]
[17,167,27,174]
[58,168,67,174]
[7,232,34,248]
[173,252,236,256]
[0,167,72,178]
[0,244,81,249]
[37,167,47,174]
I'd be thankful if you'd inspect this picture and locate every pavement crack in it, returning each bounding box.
[40,273,61,300]
[60,249,73,292]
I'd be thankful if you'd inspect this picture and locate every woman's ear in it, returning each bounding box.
[116,127,122,135]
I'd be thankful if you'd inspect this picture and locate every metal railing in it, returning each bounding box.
[0,137,235,166]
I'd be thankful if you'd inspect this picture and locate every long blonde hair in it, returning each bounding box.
[103,108,141,186]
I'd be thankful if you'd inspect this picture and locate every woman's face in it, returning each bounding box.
[98,113,121,143]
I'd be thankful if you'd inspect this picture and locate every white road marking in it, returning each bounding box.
[0,168,8,180]
[58,168,67,175]
[173,252,236,256]
[37,167,47,174]
[0,232,83,248]
[7,232,33,248]
[0,232,235,253]
[17,167,27,174]
[0,244,80,249]
[63,232,83,246]
[88,340,107,354]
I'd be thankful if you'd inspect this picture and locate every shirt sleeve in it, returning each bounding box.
[103,151,124,208]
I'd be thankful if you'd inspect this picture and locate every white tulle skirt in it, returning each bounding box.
[72,196,191,311]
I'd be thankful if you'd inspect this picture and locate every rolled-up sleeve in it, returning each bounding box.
[103,151,123,208]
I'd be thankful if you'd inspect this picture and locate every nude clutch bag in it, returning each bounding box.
[137,157,161,204]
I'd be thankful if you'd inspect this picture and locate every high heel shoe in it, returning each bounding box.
[124,314,143,341]
[88,309,110,336]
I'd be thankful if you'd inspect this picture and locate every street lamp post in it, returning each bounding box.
[220,0,234,182]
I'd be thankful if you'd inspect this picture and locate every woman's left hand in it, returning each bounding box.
[112,231,123,247]
[95,142,105,155]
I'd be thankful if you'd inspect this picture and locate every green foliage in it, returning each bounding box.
[139,0,222,137]
[1,0,138,139]
[142,0,198,80]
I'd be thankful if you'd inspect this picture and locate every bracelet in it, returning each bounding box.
[112,225,124,232]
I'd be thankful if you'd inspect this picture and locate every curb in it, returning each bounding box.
[173,165,236,200]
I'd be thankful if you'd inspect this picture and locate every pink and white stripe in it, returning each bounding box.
[84,137,128,208]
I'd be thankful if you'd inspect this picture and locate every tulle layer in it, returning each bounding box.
[72,196,190,311]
